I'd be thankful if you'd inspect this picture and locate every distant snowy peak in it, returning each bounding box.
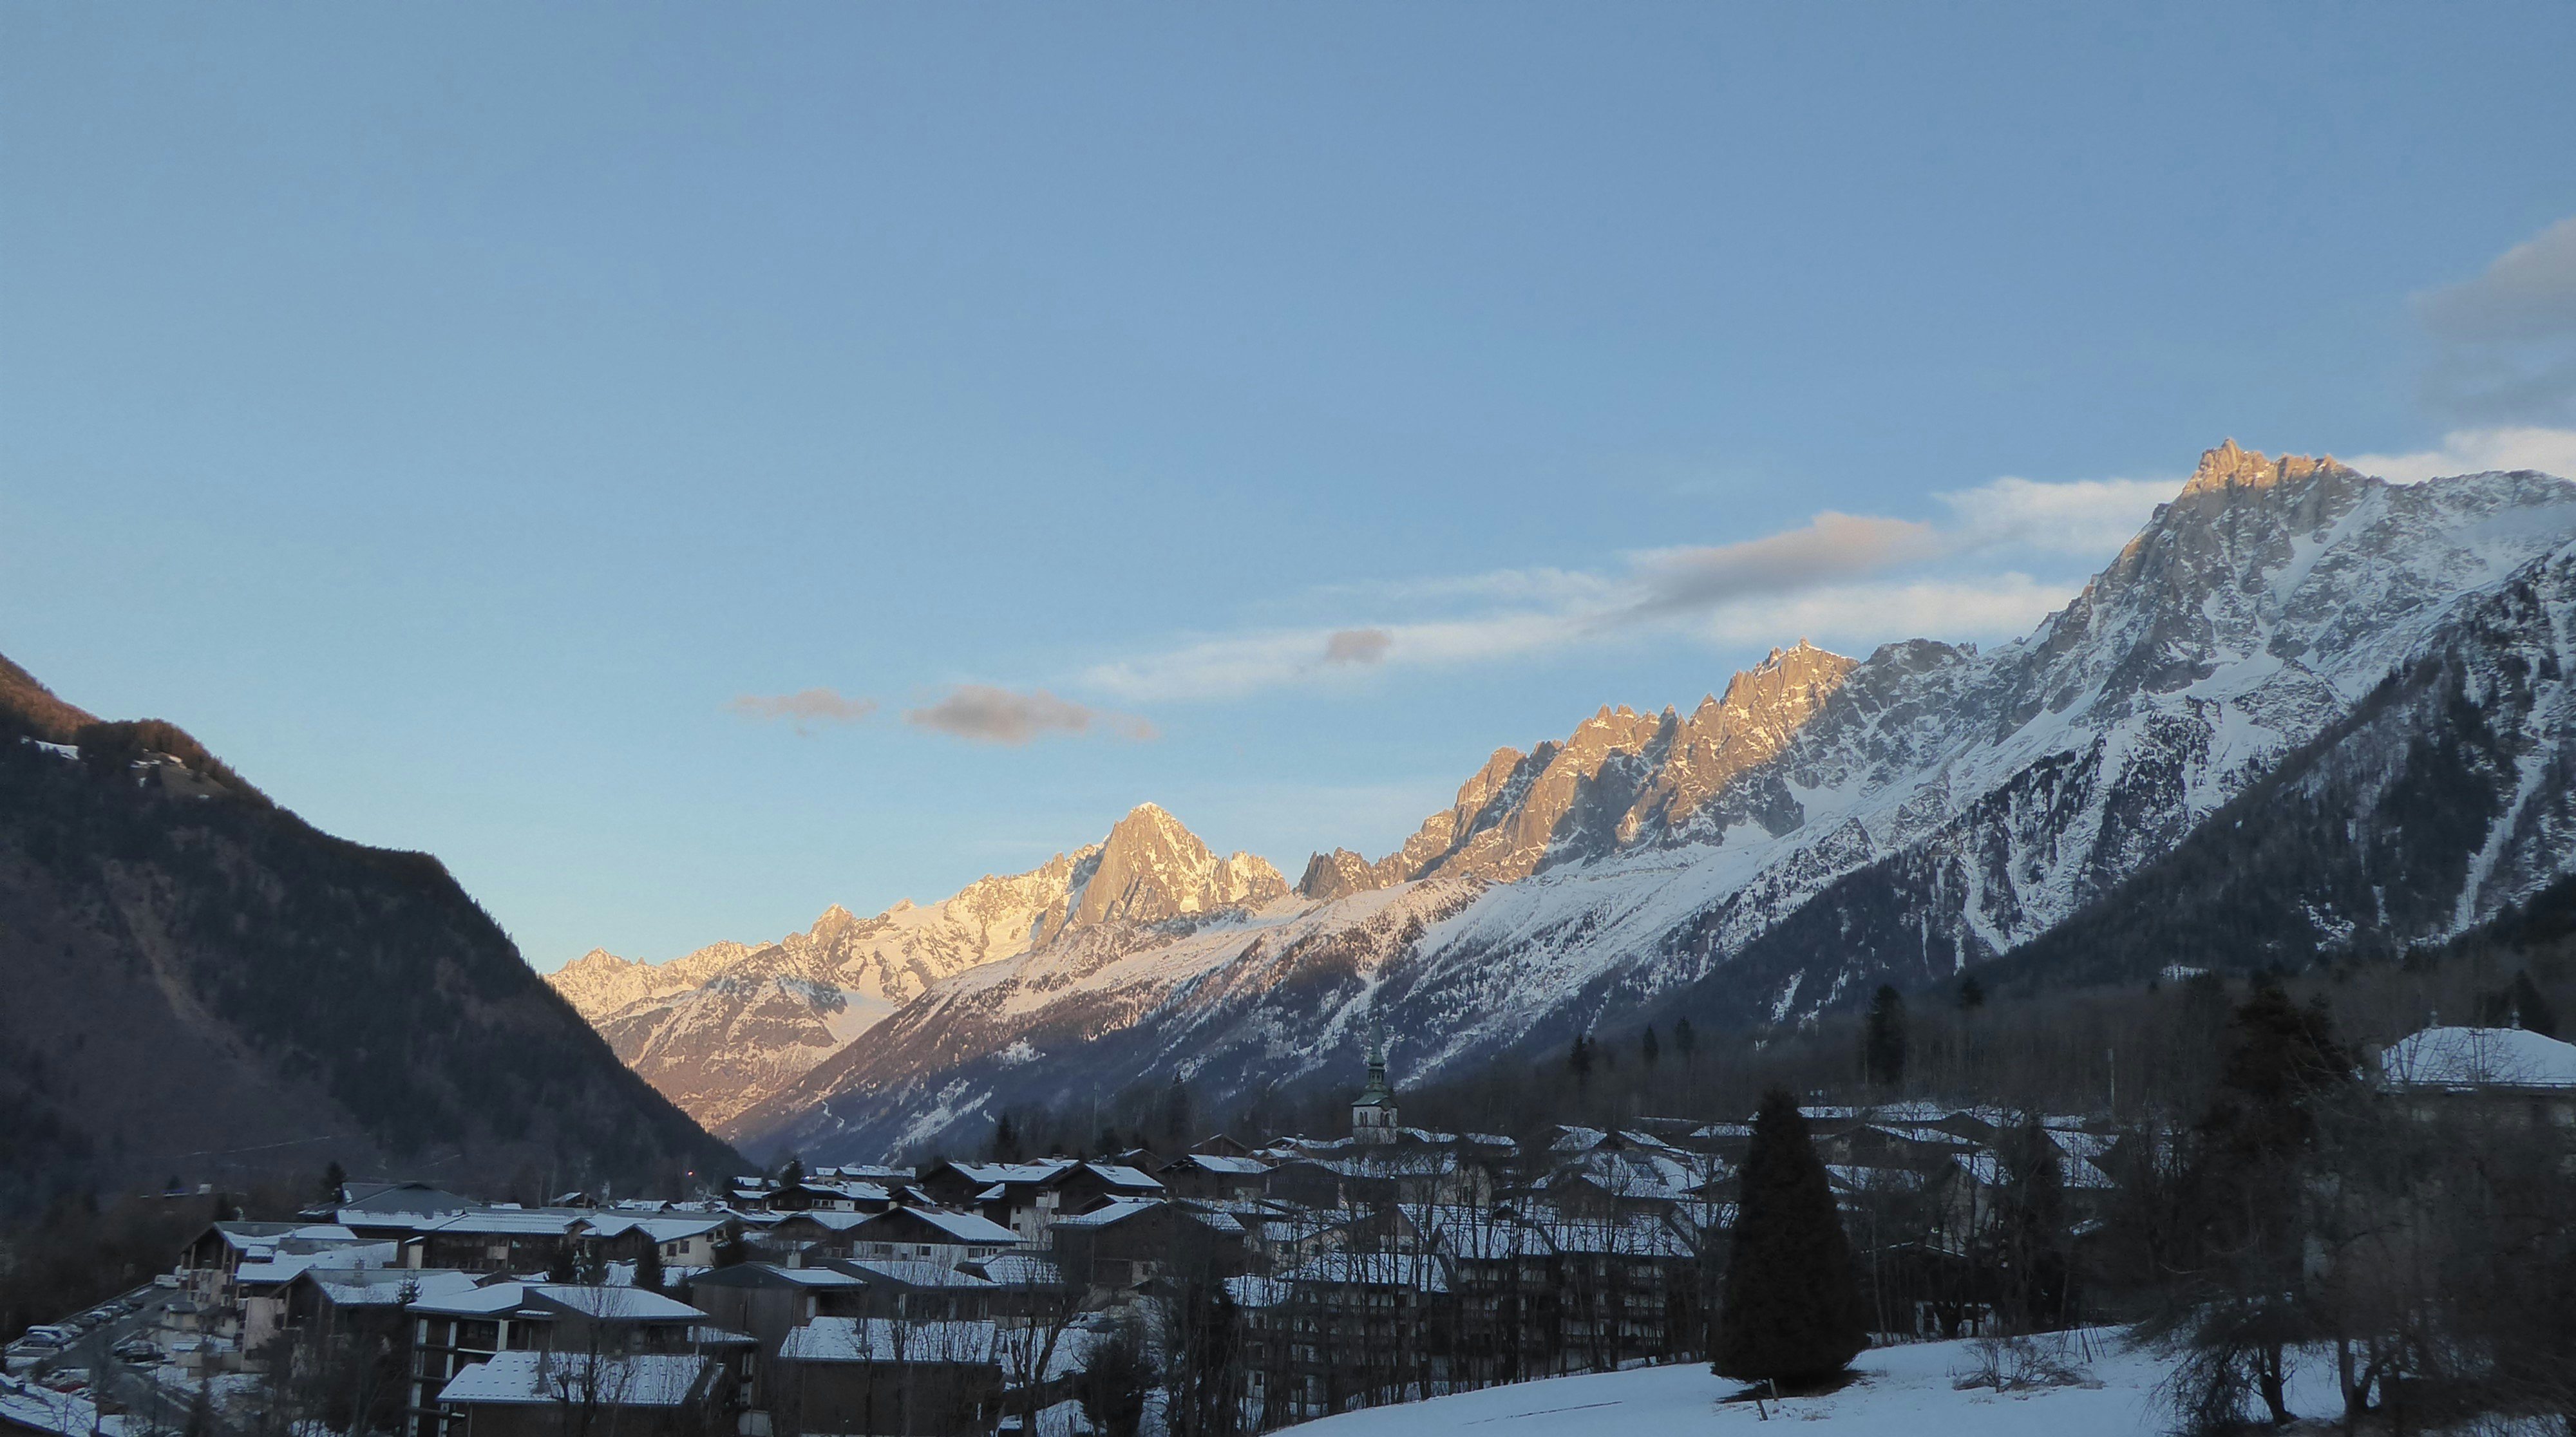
[1295,638,1862,897]
[1034,803,1287,943]
[726,443,2576,1164]
[549,803,1283,1128]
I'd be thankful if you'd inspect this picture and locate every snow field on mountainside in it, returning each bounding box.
[1294,1333,2353,1436]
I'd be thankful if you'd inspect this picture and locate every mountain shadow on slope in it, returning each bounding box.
[0,654,736,1214]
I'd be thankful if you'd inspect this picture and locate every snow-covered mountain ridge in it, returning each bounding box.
[718,442,2576,1162]
[548,805,1285,1127]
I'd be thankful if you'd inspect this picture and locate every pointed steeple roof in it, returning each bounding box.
[1356,1023,1395,1108]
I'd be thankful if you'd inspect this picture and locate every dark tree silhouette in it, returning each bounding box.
[1863,986,1908,1089]
[1714,1089,1868,1385]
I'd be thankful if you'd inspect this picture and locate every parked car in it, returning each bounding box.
[21,1326,73,1346]
[112,1339,160,1366]
[38,1369,88,1393]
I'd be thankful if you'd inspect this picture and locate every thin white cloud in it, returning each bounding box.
[1702,573,2074,645]
[2345,427,2576,485]
[1627,513,1942,615]
[1936,474,2178,555]
[2414,216,2576,422]
[2418,217,2576,345]
[728,688,880,735]
[903,684,1157,746]
[1082,471,2182,703]
[1323,628,1393,666]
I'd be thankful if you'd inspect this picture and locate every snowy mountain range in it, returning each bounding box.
[558,441,2576,1163]
[548,807,1283,1127]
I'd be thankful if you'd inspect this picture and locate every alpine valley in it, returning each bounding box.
[552,442,2576,1167]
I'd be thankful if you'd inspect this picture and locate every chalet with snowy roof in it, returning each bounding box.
[1156,1152,1273,1201]
[406,1284,749,1437]
[433,1351,731,1437]
[2378,1024,2576,1127]
[773,1317,1004,1437]
[836,1207,1018,1268]
[1047,1198,1248,1293]
[915,1159,1162,1241]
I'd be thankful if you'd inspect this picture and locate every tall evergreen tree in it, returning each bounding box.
[1863,986,1908,1089]
[1956,973,1986,1010]
[2492,970,2559,1037]
[634,1239,665,1295]
[1568,1033,1594,1087]
[1673,1017,1698,1070]
[1714,1089,1868,1385]
[2174,984,2354,1426]
[1640,1024,1662,1070]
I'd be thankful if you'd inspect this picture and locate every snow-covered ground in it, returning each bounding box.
[1296,1334,2347,1435]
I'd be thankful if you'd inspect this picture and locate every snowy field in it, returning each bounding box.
[1296,1333,2349,1435]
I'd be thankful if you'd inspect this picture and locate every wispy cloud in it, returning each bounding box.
[2346,426,2576,485]
[903,684,1158,746]
[1626,513,1941,616]
[1081,471,2179,702]
[2414,216,2576,424]
[728,688,880,735]
[1935,474,2177,554]
[1323,628,1393,666]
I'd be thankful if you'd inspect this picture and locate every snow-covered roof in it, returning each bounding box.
[777,1317,1000,1364]
[577,1214,732,1242]
[969,1254,1066,1288]
[1048,1198,1161,1230]
[1279,1252,1450,1292]
[1827,1165,1928,1193]
[836,1260,996,1290]
[0,1376,140,1437]
[944,1160,1075,1186]
[1224,1275,1292,1310]
[308,1268,482,1308]
[408,1282,708,1322]
[861,1208,1019,1244]
[1082,1163,1164,1190]
[437,1352,711,1407]
[413,1210,582,1237]
[1171,1154,1270,1175]
[2381,1026,2576,1089]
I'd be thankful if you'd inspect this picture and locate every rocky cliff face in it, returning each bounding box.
[1301,640,1864,896]
[1035,803,1288,943]
[552,805,1285,1128]
[719,443,2576,1164]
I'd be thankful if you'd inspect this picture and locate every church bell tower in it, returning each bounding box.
[1351,1026,1398,1144]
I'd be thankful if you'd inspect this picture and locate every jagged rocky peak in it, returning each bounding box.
[1297,847,1378,901]
[1036,803,1287,941]
[1340,639,1865,889]
[2183,437,2351,496]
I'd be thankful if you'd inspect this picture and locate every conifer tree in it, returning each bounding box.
[634,1239,665,1295]
[1674,1017,1696,1068]
[1714,1089,1868,1385]
[2501,970,2558,1037]
[1864,986,1908,1089]
[1641,1024,1661,1069]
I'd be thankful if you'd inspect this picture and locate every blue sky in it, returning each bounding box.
[6,5,2576,970]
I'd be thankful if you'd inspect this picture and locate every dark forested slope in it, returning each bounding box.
[0,654,735,1212]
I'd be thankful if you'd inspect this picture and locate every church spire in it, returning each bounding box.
[1352,1019,1398,1143]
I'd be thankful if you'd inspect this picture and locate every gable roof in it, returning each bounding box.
[2382,1026,2576,1089]
[437,1352,711,1408]
[777,1317,1000,1364]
